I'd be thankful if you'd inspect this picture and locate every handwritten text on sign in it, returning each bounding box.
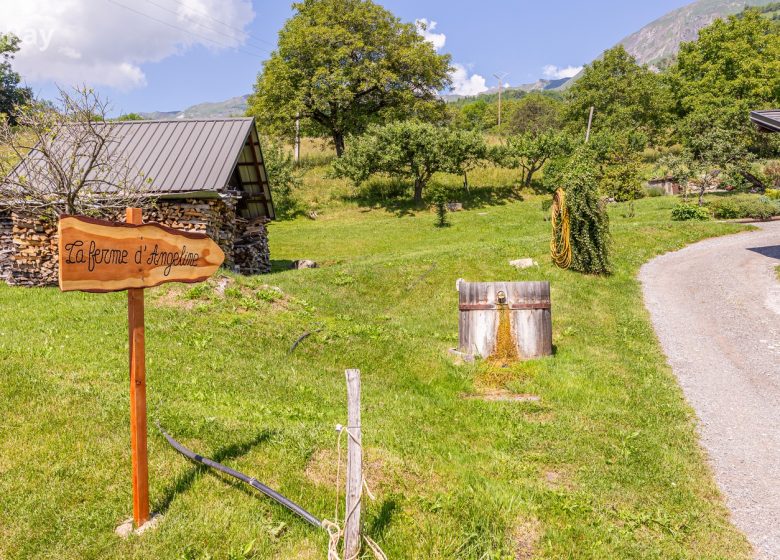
[58,215,225,293]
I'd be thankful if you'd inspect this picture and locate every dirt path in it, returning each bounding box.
[640,222,780,559]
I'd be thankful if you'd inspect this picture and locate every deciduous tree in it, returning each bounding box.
[331,121,483,203]
[0,34,32,125]
[248,0,451,157]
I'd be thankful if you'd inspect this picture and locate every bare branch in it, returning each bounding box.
[0,85,151,219]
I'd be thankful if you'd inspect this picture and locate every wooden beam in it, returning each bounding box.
[126,207,150,528]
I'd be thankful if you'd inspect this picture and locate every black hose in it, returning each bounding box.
[157,423,323,528]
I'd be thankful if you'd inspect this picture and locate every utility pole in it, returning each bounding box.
[294,113,301,165]
[493,72,509,135]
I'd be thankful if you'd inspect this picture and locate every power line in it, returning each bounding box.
[105,0,268,60]
[164,0,277,49]
[140,0,273,54]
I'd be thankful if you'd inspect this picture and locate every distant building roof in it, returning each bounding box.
[750,110,780,133]
[6,117,275,219]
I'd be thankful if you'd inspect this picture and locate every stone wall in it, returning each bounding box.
[1,195,271,288]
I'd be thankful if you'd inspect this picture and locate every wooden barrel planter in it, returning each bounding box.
[457,280,552,360]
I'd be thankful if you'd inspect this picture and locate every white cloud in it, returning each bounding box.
[415,18,487,97]
[415,18,446,51]
[450,63,488,97]
[0,0,255,90]
[542,64,583,80]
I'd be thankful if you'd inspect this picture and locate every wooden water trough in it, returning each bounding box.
[457,280,552,360]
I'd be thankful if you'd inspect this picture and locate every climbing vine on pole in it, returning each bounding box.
[555,150,611,275]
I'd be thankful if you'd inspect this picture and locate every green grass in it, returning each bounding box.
[0,194,754,559]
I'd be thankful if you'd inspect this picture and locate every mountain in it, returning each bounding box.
[139,95,250,120]
[556,0,778,90]
[620,0,777,68]
[443,77,569,102]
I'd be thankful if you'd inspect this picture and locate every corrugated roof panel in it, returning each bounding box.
[203,120,251,190]
[169,120,219,191]
[3,118,270,203]
[750,110,780,133]
[180,119,234,190]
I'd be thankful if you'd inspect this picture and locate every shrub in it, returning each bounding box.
[766,189,780,200]
[709,195,779,221]
[672,203,711,221]
[428,183,450,228]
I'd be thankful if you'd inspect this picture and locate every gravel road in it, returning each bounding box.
[640,222,780,559]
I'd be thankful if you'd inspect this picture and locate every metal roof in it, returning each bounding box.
[8,117,260,195]
[750,110,780,133]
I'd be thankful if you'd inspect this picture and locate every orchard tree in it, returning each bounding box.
[508,93,563,137]
[0,34,32,125]
[493,132,569,189]
[565,45,671,142]
[441,128,488,189]
[332,121,483,203]
[248,0,451,156]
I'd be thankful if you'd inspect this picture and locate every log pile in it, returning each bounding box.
[7,213,59,287]
[1,195,272,288]
[0,212,13,284]
[233,217,271,275]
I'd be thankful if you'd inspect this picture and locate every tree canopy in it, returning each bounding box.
[0,34,32,125]
[331,120,485,203]
[247,0,451,156]
[565,45,671,142]
[667,9,780,152]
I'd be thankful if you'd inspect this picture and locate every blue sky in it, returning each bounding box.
[5,0,692,115]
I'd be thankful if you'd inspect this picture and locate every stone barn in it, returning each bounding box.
[0,117,275,287]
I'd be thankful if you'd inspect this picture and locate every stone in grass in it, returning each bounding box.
[446,202,464,212]
[291,259,318,270]
[509,258,538,270]
[115,513,162,538]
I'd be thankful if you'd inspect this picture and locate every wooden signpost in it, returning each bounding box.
[58,209,225,528]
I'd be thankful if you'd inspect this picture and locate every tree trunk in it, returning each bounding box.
[463,171,469,192]
[524,171,534,188]
[333,131,345,158]
[414,178,424,205]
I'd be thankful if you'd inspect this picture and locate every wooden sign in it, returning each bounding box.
[58,209,225,529]
[58,215,225,293]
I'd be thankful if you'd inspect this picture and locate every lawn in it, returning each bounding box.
[0,190,754,559]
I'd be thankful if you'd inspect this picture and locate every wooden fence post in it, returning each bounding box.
[126,207,149,527]
[344,369,362,559]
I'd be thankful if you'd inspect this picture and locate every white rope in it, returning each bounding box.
[323,424,388,560]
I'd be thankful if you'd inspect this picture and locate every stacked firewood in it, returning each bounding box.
[7,213,59,287]
[0,213,13,283]
[233,217,271,275]
[0,196,273,287]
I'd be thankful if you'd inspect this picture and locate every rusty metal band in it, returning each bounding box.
[459,303,551,311]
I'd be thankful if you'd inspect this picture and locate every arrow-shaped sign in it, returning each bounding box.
[58,215,225,293]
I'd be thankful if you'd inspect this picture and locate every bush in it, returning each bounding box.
[644,186,666,197]
[709,195,779,221]
[428,183,450,228]
[766,189,780,200]
[672,203,711,221]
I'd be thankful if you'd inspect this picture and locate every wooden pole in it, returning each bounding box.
[344,369,362,559]
[585,106,595,143]
[126,207,150,527]
[294,113,301,165]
